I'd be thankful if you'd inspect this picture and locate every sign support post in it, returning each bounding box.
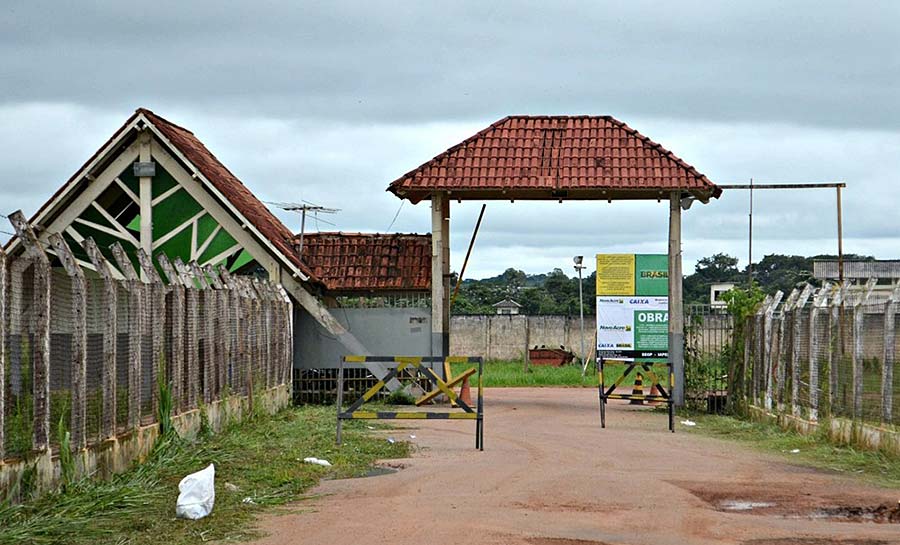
[595,252,674,431]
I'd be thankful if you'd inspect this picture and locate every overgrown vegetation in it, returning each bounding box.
[0,406,409,545]
[685,413,900,488]
[721,283,766,415]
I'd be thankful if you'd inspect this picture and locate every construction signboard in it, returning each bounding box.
[595,254,668,361]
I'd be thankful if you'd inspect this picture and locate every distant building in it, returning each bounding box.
[813,260,900,294]
[493,298,522,315]
[710,282,736,308]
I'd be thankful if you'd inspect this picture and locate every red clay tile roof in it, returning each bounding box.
[388,115,720,203]
[139,109,318,282]
[297,232,431,293]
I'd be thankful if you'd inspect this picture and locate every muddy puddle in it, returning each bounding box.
[672,480,900,524]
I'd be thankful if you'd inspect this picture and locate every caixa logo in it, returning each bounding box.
[629,298,649,304]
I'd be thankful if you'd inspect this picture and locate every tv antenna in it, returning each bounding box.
[267,201,340,255]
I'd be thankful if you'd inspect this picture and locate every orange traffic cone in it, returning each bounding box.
[649,383,662,405]
[630,373,644,405]
[459,375,473,406]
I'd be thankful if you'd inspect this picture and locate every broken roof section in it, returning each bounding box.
[388,115,720,203]
[139,109,315,279]
[4,108,318,285]
[297,232,430,294]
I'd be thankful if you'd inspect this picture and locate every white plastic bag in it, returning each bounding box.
[176,463,216,520]
[303,457,332,467]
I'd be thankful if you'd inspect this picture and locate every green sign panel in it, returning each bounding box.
[633,309,669,353]
[635,254,668,296]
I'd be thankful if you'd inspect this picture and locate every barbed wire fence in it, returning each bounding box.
[739,279,900,426]
[0,211,292,464]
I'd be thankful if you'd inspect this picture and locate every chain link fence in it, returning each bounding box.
[740,281,900,425]
[0,216,292,463]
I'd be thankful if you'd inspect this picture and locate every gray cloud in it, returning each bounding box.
[2,1,898,128]
[1,2,898,278]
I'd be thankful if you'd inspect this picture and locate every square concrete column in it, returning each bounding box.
[431,192,450,358]
[668,191,685,406]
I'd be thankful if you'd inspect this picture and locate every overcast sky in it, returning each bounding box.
[2,1,898,278]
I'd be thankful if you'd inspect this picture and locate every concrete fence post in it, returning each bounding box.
[792,284,813,418]
[137,249,164,418]
[752,296,770,406]
[763,291,783,411]
[84,238,118,440]
[881,284,900,424]
[10,211,52,451]
[157,254,185,410]
[777,289,799,413]
[174,258,199,409]
[0,244,7,458]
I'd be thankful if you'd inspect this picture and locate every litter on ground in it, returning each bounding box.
[175,464,216,520]
[303,457,333,467]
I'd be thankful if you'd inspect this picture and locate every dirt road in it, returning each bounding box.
[253,388,900,545]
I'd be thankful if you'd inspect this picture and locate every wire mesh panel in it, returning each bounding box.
[809,303,831,418]
[85,277,105,446]
[4,260,35,458]
[48,270,73,450]
[861,307,885,423]
[0,231,293,466]
[892,310,900,424]
[185,288,199,410]
[140,285,155,424]
[114,284,131,432]
[832,308,854,419]
[795,309,811,418]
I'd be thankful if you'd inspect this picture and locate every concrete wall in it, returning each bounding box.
[450,315,597,360]
[749,405,900,457]
[294,306,433,368]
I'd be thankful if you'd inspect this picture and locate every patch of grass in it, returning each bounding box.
[0,406,409,545]
[685,413,900,488]
[451,359,656,388]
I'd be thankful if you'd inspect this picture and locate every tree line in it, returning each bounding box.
[450,253,873,316]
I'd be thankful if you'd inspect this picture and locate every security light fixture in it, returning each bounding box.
[573,255,583,266]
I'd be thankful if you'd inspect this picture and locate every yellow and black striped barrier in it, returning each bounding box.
[597,357,675,432]
[336,356,484,450]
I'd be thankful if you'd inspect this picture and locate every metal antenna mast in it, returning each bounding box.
[268,201,340,256]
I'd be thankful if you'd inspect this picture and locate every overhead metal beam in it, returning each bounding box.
[719,182,846,189]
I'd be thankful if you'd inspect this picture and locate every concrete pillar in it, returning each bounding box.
[668,192,685,406]
[431,193,450,358]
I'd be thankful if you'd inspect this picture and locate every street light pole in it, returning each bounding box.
[574,256,588,376]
